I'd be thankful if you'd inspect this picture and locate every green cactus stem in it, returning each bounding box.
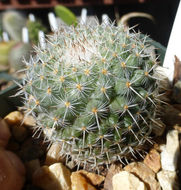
[18,21,164,171]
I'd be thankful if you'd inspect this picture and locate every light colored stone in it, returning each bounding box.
[112,171,147,190]
[49,163,71,190]
[45,142,65,165]
[23,115,36,127]
[33,163,71,190]
[124,162,161,190]
[71,172,97,190]
[157,170,179,190]
[161,130,180,171]
[144,149,161,173]
[77,170,105,186]
[33,165,60,190]
[12,125,28,142]
[4,111,23,126]
[104,164,122,190]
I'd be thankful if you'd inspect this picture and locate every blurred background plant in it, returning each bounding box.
[0,0,179,92]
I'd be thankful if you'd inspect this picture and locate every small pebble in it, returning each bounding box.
[12,125,28,142]
[144,149,161,173]
[161,130,180,171]
[45,142,65,166]
[157,170,179,190]
[0,119,11,148]
[33,166,58,190]
[124,162,161,190]
[23,115,36,127]
[76,170,105,186]
[4,111,23,126]
[33,163,71,190]
[112,171,147,190]
[49,163,71,190]
[71,172,97,190]
[104,164,122,190]
[0,149,25,190]
[19,137,46,162]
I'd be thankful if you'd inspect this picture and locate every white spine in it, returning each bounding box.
[48,12,58,32]
[38,30,46,50]
[22,27,29,43]
[80,8,87,25]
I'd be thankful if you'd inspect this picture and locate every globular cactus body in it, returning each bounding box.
[19,22,162,170]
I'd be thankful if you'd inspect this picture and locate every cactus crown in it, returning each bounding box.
[19,21,162,171]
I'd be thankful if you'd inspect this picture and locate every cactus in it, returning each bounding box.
[27,19,47,45]
[0,41,15,71]
[2,11,26,41]
[19,21,163,171]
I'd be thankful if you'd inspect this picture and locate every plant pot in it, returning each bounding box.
[0,72,22,118]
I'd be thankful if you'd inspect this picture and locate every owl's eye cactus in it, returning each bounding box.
[19,21,163,170]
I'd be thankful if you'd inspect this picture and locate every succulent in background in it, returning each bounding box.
[27,19,47,45]
[55,5,77,26]
[0,18,3,41]
[18,21,164,171]
[0,41,15,71]
[2,11,26,41]
[9,42,32,73]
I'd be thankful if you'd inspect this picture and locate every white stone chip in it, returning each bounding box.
[157,170,179,190]
[112,171,147,190]
[161,130,180,171]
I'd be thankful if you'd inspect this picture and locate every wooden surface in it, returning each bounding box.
[0,0,156,10]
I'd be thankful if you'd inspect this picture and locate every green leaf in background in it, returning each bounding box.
[27,20,47,45]
[54,5,77,26]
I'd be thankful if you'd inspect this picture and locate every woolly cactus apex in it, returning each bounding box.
[18,21,164,171]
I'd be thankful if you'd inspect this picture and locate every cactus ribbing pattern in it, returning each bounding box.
[19,22,162,170]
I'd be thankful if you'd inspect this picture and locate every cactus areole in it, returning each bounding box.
[20,22,162,170]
